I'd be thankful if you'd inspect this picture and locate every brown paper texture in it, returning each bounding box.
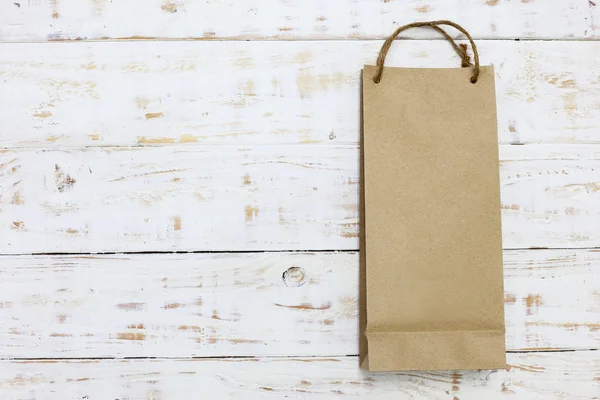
[360,65,505,372]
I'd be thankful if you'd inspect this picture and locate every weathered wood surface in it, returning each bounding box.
[1,352,599,399]
[0,250,598,358]
[0,0,595,42]
[1,40,599,148]
[1,1,599,396]
[2,145,600,253]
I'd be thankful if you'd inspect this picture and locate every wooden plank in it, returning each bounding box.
[592,1,600,38]
[0,145,359,253]
[1,40,600,148]
[2,144,600,253]
[1,353,599,399]
[499,145,600,249]
[0,0,593,42]
[0,250,598,358]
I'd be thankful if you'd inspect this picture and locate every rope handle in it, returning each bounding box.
[373,20,480,84]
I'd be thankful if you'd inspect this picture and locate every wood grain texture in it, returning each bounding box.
[0,0,594,42]
[1,1,597,396]
[0,250,598,358]
[1,40,600,148]
[1,353,599,399]
[2,145,600,253]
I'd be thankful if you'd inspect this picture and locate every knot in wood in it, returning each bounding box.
[282,266,307,287]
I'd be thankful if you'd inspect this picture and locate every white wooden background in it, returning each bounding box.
[1,1,599,398]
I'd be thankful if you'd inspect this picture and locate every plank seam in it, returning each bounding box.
[2,37,600,45]
[1,247,599,257]
[3,141,600,151]
[2,348,598,362]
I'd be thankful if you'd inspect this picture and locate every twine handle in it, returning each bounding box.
[373,20,480,84]
[429,25,471,68]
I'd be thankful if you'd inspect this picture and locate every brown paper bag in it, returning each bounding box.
[359,21,505,372]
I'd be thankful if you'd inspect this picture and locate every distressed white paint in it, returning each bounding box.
[1,41,600,148]
[499,145,600,249]
[0,0,594,42]
[2,145,600,253]
[0,250,598,358]
[1,353,599,399]
[0,1,598,394]
[0,145,359,252]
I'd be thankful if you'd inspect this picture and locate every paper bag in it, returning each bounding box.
[360,21,505,372]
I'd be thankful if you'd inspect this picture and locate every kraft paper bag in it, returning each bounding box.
[359,21,506,372]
